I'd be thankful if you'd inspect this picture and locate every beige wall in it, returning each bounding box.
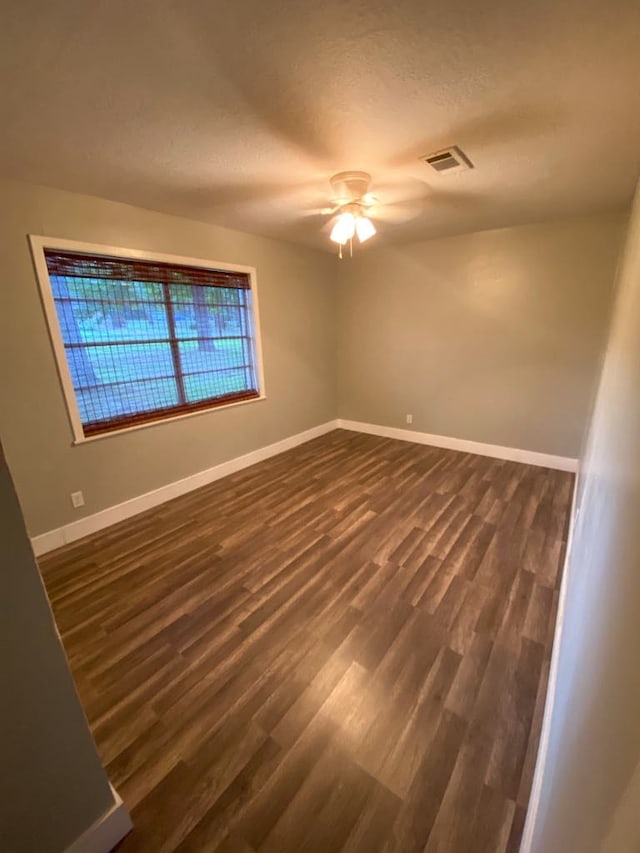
[526,185,640,851]
[0,180,337,536]
[336,214,625,457]
[0,442,119,851]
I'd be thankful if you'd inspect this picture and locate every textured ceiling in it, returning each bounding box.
[2,0,639,250]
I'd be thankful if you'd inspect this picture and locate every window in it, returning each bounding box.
[31,239,264,441]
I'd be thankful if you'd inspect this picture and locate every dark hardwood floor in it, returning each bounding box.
[39,429,572,852]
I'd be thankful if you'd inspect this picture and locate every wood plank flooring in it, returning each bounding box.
[39,429,572,853]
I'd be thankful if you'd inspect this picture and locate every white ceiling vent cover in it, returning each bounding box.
[421,146,473,173]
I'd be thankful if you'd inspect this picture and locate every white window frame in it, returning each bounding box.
[29,235,266,444]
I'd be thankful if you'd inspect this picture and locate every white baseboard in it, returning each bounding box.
[32,527,67,555]
[518,473,580,853]
[336,419,578,472]
[65,785,132,853]
[31,420,339,556]
[31,418,576,557]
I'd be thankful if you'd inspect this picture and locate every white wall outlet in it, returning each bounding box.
[70,490,85,509]
[406,414,413,425]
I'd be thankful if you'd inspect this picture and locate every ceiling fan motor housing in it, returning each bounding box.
[329,171,372,204]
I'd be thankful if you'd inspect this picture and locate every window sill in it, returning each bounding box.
[71,393,267,445]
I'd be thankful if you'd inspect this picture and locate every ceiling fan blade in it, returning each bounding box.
[368,183,484,224]
[301,205,338,217]
[369,198,428,224]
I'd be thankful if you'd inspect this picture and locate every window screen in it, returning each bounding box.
[43,250,260,437]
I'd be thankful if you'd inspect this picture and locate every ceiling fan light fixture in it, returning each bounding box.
[327,174,378,255]
[330,211,356,244]
[356,215,376,243]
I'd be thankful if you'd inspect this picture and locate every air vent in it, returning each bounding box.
[421,146,473,174]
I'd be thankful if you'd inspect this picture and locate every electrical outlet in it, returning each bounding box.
[406,414,413,425]
[70,490,85,509]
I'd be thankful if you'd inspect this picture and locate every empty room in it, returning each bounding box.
[2,2,640,852]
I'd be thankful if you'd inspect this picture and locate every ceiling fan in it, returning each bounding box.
[322,170,452,256]
[325,171,379,258]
